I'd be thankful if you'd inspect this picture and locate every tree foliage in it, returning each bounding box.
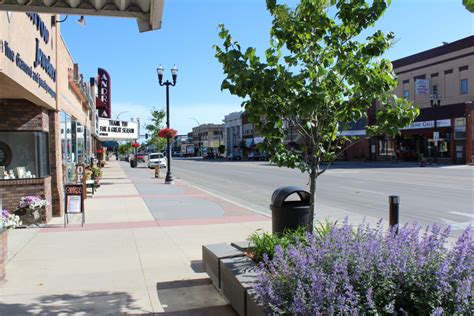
[464,0,474,12]
[214,0,419,229]
[145,108,167,151]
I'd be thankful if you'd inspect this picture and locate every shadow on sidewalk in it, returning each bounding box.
[155,279,236,316]
[0,291,145,315]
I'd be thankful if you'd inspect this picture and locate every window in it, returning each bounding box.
[402,79,409,84]
[459,65,469,72]
[0,131,50,180]
[431,73,439,78]
[461,79,468,94]
[444,69,453,74]
[432,85,438,96]
[454,118,466,139]
[403,90,409,99]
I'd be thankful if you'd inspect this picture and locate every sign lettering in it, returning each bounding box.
[96,68,111,118]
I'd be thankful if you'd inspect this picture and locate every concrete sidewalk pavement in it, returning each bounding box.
[1,160,271,315]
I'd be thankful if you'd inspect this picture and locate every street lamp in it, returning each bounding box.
[157,64,178,184]
[430,93,442,164]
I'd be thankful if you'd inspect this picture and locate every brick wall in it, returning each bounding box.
[0,99,49,132]
[49,110,64,216]
[466,103,474,164]
[0,178,52,222]
[0,229,7,287]
[0,99,57,220]
[342,138,370,161]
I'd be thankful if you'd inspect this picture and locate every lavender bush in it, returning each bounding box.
[255,221,473,315]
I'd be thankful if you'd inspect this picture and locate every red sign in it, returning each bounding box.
[96,68,111,118]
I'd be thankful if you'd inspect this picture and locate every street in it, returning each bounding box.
[171,159,473,237]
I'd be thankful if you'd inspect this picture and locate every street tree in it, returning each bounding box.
[215,0,419,230]
[145,108,167,151]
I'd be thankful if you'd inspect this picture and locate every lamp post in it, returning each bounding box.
[430,93,442,164]
[157,64,178,184]
[115,111,130,120]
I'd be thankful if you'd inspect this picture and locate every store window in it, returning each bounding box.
[61,111,74,184]
[378,137,395,157]
[0,131,50,180]
[454,118,466,139]
[403,90,409,99]
[460,79,468,94]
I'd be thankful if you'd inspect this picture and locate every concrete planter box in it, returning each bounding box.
[202,243,243,289]
[203,242,267,316]
[0,229,7,287]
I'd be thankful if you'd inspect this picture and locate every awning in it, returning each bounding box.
[0,0,164,32]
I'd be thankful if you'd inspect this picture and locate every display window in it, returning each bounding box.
[0,131,50,180]
[61,111,74,184]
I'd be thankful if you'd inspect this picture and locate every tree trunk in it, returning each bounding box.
[307,165,317,232]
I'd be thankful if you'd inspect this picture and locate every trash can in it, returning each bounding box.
[270,186,311,234]
[130,159,137,168]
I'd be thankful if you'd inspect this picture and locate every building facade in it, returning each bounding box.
[223,111,243,158]
[0,12,95,218]
[387,36,473,164]
[343,36,473,164]
[191,123,224,157]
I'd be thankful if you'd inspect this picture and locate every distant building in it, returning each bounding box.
[223,112,243,158]
[191,124,224,156]
[345,35,474,164]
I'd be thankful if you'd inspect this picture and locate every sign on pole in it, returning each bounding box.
[433,131,439,141]
[415,79,429,95]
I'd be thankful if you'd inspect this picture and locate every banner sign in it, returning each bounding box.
[402,119,450,130]
[98,119,138,140]
[415,79,429,95]
[96,68,111,118]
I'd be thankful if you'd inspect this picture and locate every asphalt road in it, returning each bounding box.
[170,158,473,237]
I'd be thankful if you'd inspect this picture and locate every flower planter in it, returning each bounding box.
[0,228,7,287]
[203,242,267,316]
[14,206,46,226]
[202,243,243,289]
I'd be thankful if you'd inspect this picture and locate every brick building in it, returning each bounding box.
[0,12,95,219]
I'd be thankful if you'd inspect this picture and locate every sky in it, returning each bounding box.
[60,0,473,140]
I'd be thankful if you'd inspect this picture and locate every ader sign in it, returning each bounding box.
[96,68,111,118]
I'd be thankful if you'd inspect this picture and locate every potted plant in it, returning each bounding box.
[1,209,21,286]
[14,196,49,226]
[91,165,102,185]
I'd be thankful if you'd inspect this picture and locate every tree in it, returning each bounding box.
[464,0,474,12]
[218,144,226,155]
[118,142,132,156]
[145,108,167,151]
[215,0,419,230]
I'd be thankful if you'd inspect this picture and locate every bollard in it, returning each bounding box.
[389,195,400,231]
[155,166,160,178]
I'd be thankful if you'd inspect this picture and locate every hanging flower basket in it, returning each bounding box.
[131,142,140,148]
[158,128,178,139]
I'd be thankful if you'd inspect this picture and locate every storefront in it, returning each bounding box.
[0,12,95,219]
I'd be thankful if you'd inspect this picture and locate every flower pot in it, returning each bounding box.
[14,207,46,226]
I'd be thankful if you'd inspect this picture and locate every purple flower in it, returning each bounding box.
[254,221,473,315]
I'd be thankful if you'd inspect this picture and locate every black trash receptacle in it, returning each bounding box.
[270,186,311,234]
[130,159,137,168]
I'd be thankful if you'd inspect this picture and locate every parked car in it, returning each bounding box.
[147,153,167,169]
[227,153,242,161]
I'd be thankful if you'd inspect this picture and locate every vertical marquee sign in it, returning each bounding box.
[96,68,111,118]
[64,184,85,227]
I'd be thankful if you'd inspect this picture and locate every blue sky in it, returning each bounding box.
[60,0,473,138]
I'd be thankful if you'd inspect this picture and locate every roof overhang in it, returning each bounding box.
[0,0,164,32]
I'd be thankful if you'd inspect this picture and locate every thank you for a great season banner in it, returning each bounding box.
[98,119,138,140]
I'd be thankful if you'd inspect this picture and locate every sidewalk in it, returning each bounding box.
[0,160,271,315]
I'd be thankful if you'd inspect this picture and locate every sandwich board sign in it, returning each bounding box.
[64,184,85,227]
